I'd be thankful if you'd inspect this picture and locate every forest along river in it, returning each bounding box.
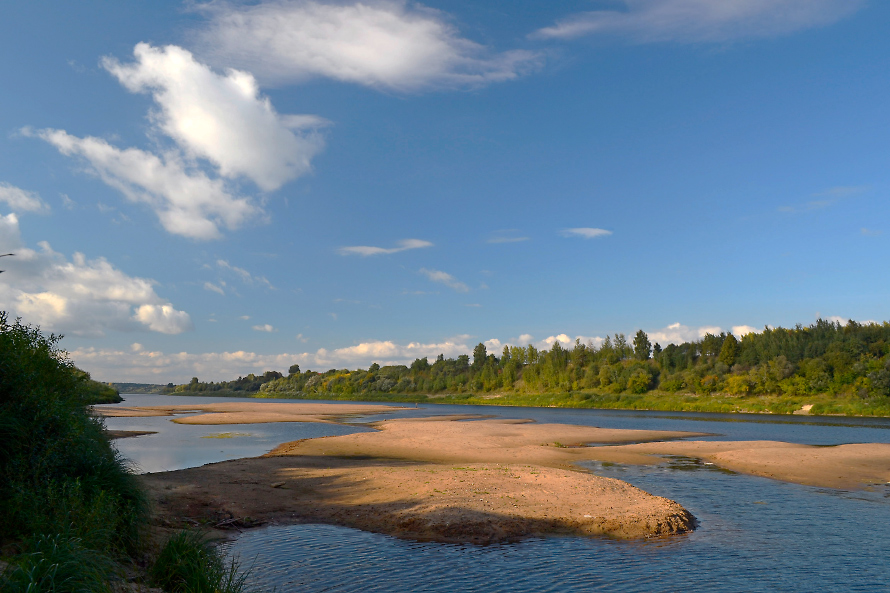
[100,394,890,592]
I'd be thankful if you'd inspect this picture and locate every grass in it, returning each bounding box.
[240,387,890,417]
[149,530,253,593]
[0,534,115,593]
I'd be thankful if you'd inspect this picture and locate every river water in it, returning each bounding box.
[100,394,890,591]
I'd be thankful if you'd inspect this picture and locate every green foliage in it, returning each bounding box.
[719,333,740,367]
[0,534,115,593]
[0,313,147,553]
[173,318,890,416]
[149,530,253,593]
[633,330,651,361]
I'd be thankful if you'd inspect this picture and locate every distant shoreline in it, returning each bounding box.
[135,389,890,418]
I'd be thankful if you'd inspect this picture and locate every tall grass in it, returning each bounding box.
[0,534,115,593]
[149,530,252,593]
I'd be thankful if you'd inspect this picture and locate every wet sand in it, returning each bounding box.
[94,401,407,424]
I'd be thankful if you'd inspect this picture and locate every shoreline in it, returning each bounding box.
[146,390,890,419]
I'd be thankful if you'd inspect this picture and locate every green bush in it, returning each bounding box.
[0,312,146,553]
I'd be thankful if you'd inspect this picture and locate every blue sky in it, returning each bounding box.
[1,0,888,382]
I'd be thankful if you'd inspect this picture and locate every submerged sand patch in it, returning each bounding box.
[94,401,406,424]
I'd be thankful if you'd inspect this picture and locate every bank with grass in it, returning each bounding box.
[0,313,257,593]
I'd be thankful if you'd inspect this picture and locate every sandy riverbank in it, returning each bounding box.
[94,401,407,424]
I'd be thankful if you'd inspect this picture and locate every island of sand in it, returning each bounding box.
[96,401,890,544]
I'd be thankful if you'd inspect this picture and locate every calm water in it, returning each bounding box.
[102,394,890,590]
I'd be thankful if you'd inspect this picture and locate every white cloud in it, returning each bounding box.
[217,259,273,288]
[559,228,612,239]
[204,281,225,295]
[71,332,627,382]
[534,0,862,43]
[28,128,257,240]
[0,214,192,337]
[338,238,433,257]
[252,323,276,332]
[103,43,326,191]
[646,322,723,346]
[732,325,759,336]
[134,304,194,334]
[419,268,469,293]
[0,182,49,214]
[194,0,541,92]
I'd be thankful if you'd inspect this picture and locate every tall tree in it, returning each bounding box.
[633,330,652,360]
[472,343,487,370]
[719,333,740,367]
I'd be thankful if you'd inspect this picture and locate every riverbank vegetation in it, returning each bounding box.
[173,319,890,416]
[0,313,255,592]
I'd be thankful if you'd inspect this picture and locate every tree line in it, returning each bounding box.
[169,318,890,401]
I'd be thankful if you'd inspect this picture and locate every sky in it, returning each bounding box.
[1,0,889,383]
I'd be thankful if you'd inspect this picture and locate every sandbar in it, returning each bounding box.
[142,415,703,542]
[581,440,890,489]
[94,401,406,424]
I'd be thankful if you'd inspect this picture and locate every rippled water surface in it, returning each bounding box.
[103,394,890,590]
[228,462,890,592]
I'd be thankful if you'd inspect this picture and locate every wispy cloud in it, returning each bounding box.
[779,185,869,214]
[203,281,225,295]
[487,229,529,244]
[193,0,541,92]
[533,0,862,43]
[217,259,273,288]
[0,182,49,214]
[338,238,433,257]
[419,268,469,293]
[861,228,883,237]
[559,228,612,239]
[252,323,276,332]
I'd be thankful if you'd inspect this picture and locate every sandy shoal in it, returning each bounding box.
[93,401,407,424]
[582,440,890,489]
[143,415,702,542]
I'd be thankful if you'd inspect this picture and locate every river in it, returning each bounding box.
[100,394,890,592]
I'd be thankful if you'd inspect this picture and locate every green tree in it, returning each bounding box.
[288,364,301,376]
[633,330,652,360]
[719,333,740,367]
[472,343,487,370]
